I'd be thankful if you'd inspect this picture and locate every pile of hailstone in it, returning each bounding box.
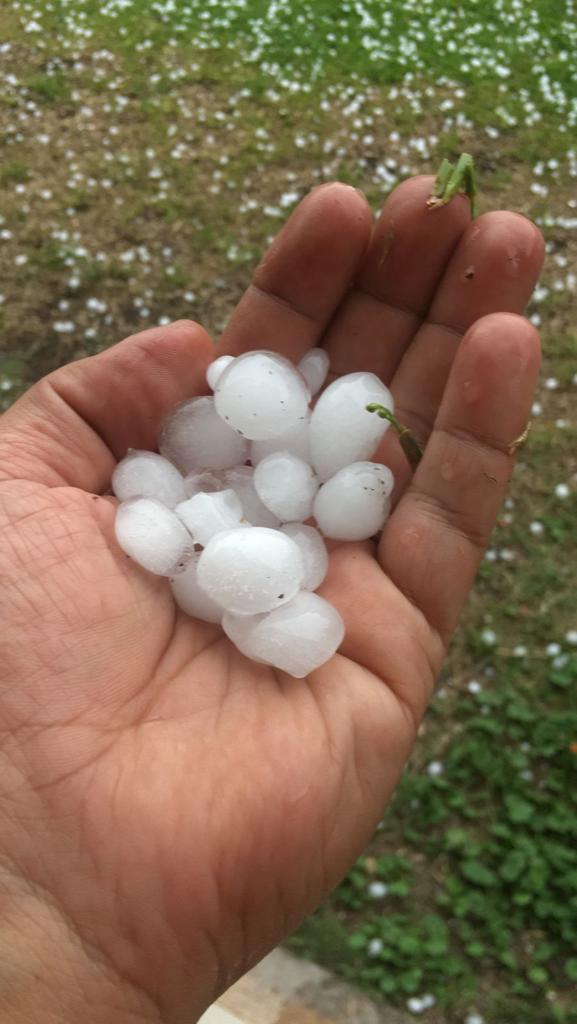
[113,349,394,678]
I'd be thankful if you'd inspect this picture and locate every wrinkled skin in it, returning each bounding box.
[0,179,543,1022]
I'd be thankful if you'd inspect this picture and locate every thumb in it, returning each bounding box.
[0,321,213,492]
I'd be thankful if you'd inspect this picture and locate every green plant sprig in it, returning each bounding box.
[366,403,423,470]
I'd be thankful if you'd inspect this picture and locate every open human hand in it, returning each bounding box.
[0,179,543,1023]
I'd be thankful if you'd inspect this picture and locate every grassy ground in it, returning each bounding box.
[1,2,576,1022]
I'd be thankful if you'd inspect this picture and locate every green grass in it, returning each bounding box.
[1,1,577,1020]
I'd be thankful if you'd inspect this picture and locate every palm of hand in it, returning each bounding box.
[0,180,542,1020]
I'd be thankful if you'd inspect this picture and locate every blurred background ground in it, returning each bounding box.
[1,2,576,1023]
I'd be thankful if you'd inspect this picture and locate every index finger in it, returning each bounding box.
[216,182,373,361]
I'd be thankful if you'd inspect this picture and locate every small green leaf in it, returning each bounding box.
[565,958,577,981]
[504,793,534,823]
[461,860,497,888]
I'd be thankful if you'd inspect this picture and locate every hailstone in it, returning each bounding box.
[175,489,245,546]
[280,523,329,590]
[112,450,186,508]
[206,354,235,391]
[222,465,280,528]
[313,461,394,541]
[309,372,394,481]
[298,347,330,396]
[254,452,319,522]
[223,591,345,678]
[196,527,305,614]
[249,411,311,466]
[170,554,224,624]
[115,498,194,576]
[159,396,248,473]
[214,350,310,440]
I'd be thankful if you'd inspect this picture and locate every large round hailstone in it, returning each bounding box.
[298,347,330,396]
[222,465,280,528]
[115,498,194,576]
[309,372,394,481]
[175,489,245,546]
[170,553,224,624]
[206,354,234,391]
[223,592,345,678]
[254,452,318,522]
[159,396,248,473]
[112,450,186,508]
[250,411,310,466]
[280,523,329,590]
[313,462,394,541]
[197,527,305,615]
[214,350,310,440]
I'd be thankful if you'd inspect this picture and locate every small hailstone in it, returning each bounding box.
[553,654,569,669]
[309,372,394,481]
[427,760,444,777]
[529,521,544,536]
[298,347,330,395]
[544,377,559,390]
[254,452,319,522]
[159,396,248,473]
[222,591,345,677]
[554,483,570,498]
[175,489,244,546]
[513,645,528,657]
[546,642,561,657]
[565,629,577,645]
[112,450,186,508]
[467,679,482,694]
[368,881,388,899]
[531,401,542,416]
[367,938,383,957]
[206,354,234,391]
[250,411,310,465]
[214,350,310,440]
[280,524,328,590]
[184,469,225,498]
[197,527,304,614]
[465,1015,485,1024]
[406,997,425,1014]
[420,995,436,1009]
[313,462,393,541]
[115,498,194,576]
[223,465,280,528]
[170,553,224,623]
[481,628,497,646]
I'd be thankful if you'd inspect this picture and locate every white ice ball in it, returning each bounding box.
[170,553,224,624]
[223,591,345,678]
[254,452,319,523]
[159,396,248,473]
[197,526,305,614]
[250,410,311,466]
[214,350,310,440]
[298,347,330,396]
[175,489,245,546]
[222,465,280,528]
[206,354,235,391]
[115,498,194,576]
[112,450,186,508]
[309,372,394,481]
[313,461,394,541]
[280,523,329,590]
